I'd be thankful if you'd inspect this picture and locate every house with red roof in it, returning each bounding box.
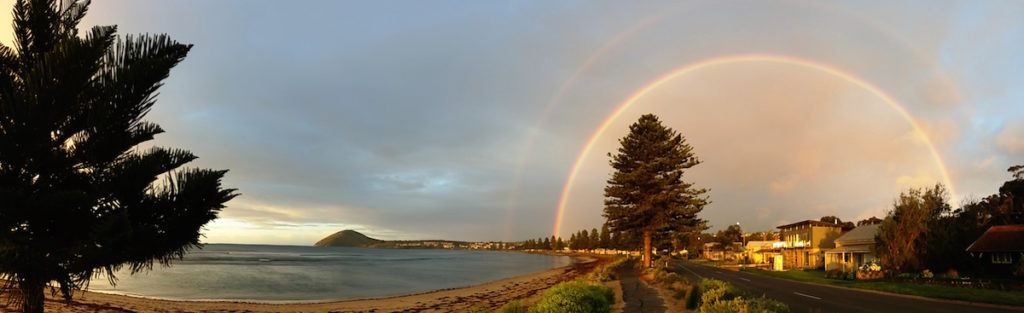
[966,225,1024,274]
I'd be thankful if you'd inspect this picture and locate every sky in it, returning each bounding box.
[2,0,1023,245]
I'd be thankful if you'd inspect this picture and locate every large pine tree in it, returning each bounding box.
[604,114,708,267]
[0,1,237,312]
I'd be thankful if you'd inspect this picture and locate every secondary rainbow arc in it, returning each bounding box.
[552,54,958,237]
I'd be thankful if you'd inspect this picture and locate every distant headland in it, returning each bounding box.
[314,230,494,249]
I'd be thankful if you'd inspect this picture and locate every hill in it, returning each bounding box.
[313,230,471,249]
[313,230,382,247]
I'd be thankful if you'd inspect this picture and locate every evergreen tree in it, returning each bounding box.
[589,228,599,250]
[0,1,238,312]
[603,114,708,267]
[599,224,611,249]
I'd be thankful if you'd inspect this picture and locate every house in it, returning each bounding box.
[824,224,880,271]
[703,242,724,261]
[966,225,1024,273]
[776,220,848,269]
[744,240,782,265]
[703,242,743,261]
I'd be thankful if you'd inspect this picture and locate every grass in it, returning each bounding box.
[690,259,729,267]
[741,268,1024,307]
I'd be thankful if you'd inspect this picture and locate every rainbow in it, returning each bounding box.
[552,54,958,237]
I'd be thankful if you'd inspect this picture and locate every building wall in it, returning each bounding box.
[779,224,843,270]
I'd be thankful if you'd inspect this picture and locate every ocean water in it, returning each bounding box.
[87,244,571,302]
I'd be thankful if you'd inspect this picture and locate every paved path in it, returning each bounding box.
[617,261,667,313]
[673,260,1024,313]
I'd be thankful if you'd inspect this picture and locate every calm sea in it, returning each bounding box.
[87,244,572,302]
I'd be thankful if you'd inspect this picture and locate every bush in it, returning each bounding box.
[588,256,628,282]
[466,306,492,313]
[842,271,856,280]
[698,279,741,306]
[530,280,615,313]
[921,269,934,279]
[826,269,842,279]
[856,270,883,280]
[944,268,959,279]
[673,288,687,300]
[696,279,790,313]
[657,272,683,284]
[1014,259,1024,278]
[498,300,529,313]
[699,296,791,313]
[685,285,701,309]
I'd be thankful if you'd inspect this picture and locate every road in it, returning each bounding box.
[673,261,1024,313]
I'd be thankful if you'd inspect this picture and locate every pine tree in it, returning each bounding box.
[599,224,611,249]
[604,114,708,267]
[0,1,238,312]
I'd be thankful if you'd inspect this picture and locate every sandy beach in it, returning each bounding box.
[0,255,603,313]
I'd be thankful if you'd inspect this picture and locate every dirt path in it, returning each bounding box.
[616,261,667,313]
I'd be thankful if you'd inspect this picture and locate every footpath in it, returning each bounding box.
[615,260,668,313]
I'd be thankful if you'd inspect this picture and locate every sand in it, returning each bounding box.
[1,256,603,313]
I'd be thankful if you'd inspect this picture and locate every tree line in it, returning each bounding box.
[519,224,642,251]
[875,166,1023,275]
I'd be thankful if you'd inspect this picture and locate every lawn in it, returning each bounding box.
[690,258,738,267]
[742,268,1024,307]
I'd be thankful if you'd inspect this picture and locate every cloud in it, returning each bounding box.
[996,123,1024,156]
[13,0,1014,242]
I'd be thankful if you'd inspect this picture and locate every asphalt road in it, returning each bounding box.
[673,261,1024,313]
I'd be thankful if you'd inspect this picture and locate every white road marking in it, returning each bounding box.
[737,277,751,282]
[793,292,821,300]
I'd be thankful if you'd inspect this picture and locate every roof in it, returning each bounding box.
[835,224,881,245]
[825,245,872,254]
[776,220,846,229]
[745,241,779,251]
[966,225,1024,252]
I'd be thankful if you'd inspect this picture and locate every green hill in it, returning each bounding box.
[313,230,382,247]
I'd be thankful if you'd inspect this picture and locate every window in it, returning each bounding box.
[992,253,1013,264]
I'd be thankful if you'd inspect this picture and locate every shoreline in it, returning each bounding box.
[3,254,605,312]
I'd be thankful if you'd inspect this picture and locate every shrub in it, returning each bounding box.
[698,279,741,306]
[498,300,528,313]
[856,270,883,280]
[588,256,628,282]
[697,279,790,313]
[826,269,842,279]
[944,268,959,279]
[1014,259,1024,278]
[657,272,683,284]
[921,269,934,279]
[699,296,791,313]
[466,306,492,313]
[841,271,856,280]
[673,288,687,300]
[685,285,702,309]
[530,280,614,313]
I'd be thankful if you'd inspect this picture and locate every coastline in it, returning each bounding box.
[3,254,603,313]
